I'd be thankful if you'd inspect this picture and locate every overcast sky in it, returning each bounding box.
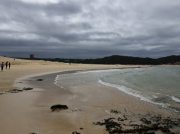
[0,0,180,58]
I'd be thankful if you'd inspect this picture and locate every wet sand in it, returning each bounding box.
[14,70,180,134]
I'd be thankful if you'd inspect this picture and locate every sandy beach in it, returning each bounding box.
[0,56,179,134]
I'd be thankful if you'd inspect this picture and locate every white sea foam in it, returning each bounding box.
[54,75,62,87]
[171,96,180,103]
[98,79,168,108]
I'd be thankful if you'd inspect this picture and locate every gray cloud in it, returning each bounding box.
[0,0,180,58]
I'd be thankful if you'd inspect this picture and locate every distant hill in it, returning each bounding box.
[22,55,180,65]
[156,55,180,65]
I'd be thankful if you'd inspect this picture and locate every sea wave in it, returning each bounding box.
[171,96,180,103]
[98,79,170,110]
[54,75,61,87]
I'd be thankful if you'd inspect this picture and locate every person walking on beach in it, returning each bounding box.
[8,62,11,69]
[5,61,8,69]
[1,62,4,71]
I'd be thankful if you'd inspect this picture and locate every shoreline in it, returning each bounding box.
[15,68,180,133]
[0,57,179,134]
[0,63,143,134]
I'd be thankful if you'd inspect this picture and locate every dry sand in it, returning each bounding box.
[0,56,146,134]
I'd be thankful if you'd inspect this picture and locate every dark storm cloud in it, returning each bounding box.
[0,0,180,58]
[44,1,81,16]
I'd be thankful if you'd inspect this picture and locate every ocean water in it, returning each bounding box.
[55,66,180,112]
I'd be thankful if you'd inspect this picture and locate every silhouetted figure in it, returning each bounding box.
[8,62,11,69]
[1,62,4,71]
[5,61,8,69]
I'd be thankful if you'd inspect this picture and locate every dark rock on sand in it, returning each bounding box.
[94,110,180,134]
[8,89,23,93]
[0,87,33,96]
[140,118,151,124]
[118,117,124,121]
[51,104,68,112]
[36,79,44,81]
[160,126,170,133]
[110,109,121,114]
[23,87,33,91]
